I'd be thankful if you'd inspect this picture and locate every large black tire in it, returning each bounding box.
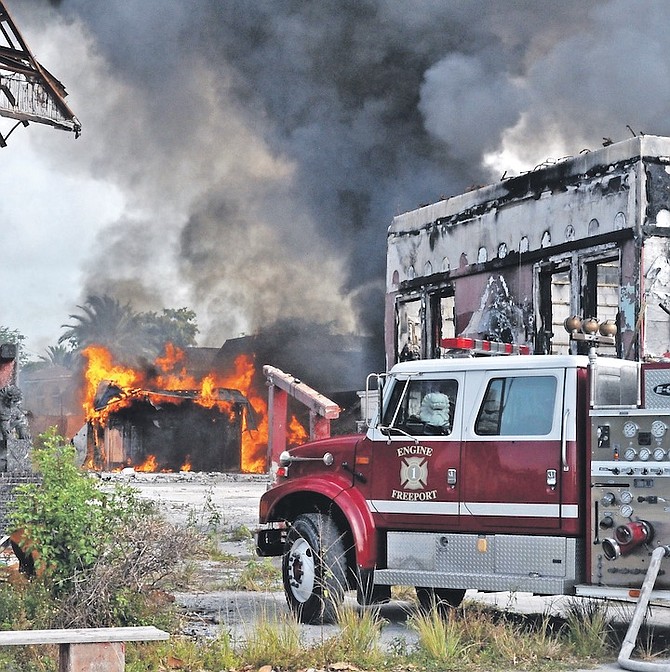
[282,513,347,624]
[416,587,465,615]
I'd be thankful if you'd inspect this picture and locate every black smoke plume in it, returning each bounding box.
[16,0,670,369]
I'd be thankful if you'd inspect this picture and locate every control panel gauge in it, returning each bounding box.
[652,420,667,438]
[639,448,651,461]
[623,421,638,438]
[624,447,637,461]
[620,491,633,504]
[620,504,634,518]
[654,448,667,461]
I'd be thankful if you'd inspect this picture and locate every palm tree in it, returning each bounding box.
[39,345,79,370]
[59,295,141,354]
[59,295,199,361]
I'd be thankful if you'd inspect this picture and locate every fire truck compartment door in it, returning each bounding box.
[460,367,569,530]
[362,371,464,530]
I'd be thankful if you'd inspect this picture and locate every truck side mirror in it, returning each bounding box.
[376,375,384,428]
[364,373,384,429]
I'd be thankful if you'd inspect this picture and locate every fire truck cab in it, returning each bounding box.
[257,344,670,624]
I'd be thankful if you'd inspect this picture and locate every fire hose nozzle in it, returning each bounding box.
[602,520,654,560]
[602,537,621,560]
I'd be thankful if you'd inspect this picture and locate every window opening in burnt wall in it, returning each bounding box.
[397,297,423,361]
[536,250,620,356]
[581,255,620,355]
[397,288,455,361]
[428,289,455,359]
[537,264,571,355]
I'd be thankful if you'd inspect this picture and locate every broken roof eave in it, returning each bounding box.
[390,135,670,235]
[94,387,252,413]
[0,105,80,133]
[0,2,81,136]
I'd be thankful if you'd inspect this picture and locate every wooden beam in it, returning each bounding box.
[263,366,340,419]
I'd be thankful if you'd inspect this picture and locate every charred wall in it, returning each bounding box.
[387,136,670,364]
[90,398,243,472]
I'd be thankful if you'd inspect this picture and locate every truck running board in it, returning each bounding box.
[374,532,583,596]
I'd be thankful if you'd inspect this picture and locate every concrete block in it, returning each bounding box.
[58,642,125,672]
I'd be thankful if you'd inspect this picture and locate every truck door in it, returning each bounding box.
[460,368,567,531]
[356,372,464,530]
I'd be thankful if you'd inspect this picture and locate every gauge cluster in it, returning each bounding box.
[595,415,669,464]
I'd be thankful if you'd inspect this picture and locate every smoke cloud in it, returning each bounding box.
[8,0,670,359]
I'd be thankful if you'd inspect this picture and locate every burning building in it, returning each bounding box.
[23,323,375,475]
[80,344,268,473]
[89,383,254,473]
[386,135,670,365]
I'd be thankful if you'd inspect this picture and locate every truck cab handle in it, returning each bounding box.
[561,409,570,472]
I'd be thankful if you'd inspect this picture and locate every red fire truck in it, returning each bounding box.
[256,336,670,625]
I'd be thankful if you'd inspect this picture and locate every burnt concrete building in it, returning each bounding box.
[386,135,670,365]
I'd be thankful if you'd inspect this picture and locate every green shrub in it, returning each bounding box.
[9,428,113,586]
[7,428,199,629]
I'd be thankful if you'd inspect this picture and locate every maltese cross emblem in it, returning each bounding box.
[400,457,428,490]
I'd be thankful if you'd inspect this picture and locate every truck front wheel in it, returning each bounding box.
[416,587,465,614]
[282,513,346,624]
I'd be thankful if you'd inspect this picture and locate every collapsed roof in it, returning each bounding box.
[0,1,80,139]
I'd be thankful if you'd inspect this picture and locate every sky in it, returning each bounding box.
[2,0,670,359]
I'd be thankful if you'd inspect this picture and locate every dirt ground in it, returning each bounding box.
[117,470,425,648]
[115,470,668,667]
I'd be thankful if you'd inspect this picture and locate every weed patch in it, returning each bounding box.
[226,557,281,591]
[564,597,613,660]
[241,609,303,669]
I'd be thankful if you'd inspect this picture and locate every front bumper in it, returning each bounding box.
[255,520,288,557]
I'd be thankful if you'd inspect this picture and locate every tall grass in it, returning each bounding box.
[240,609,303,669]
[564,597,613,659]
[410,606,472,665]
[317,602,386,667]
[123,598,618,672]
[129,632,238,672]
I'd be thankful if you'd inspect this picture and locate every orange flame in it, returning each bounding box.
[136,454,158,472]
[288,414,309,447]
[154,342,197,389]
[82,345,141,422]
[199,375,219,409]
[213,354,269,473]
[81,344,271,473]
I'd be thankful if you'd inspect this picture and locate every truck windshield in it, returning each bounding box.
[381,377,459,436]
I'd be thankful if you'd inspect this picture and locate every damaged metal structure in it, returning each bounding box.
[386,135,670,365]
[0,1,80,143]
[0,1,79,535]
